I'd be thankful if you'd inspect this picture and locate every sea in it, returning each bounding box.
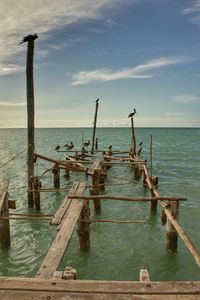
[0,127,199,281]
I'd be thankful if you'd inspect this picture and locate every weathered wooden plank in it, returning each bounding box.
[0,278,199,294]
[67,195,187,202]
[89,158,102,175]
[36,183,86,278]
[0,291,198,299]
[51,182,79,225]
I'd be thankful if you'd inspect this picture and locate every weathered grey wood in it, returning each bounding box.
[0,277,199,298]
[51,182,79,225]
[91,99,99,154]
[27,40,36,207]
[68,195,187,202]
[165,208,200,267]
[36,183,86,278]
[0,178,10,247]
[166,201,179,251]
[77,199,90,250]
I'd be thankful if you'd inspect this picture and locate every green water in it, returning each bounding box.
[0,127,199,281]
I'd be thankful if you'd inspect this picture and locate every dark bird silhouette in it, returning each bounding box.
[139,142,143,146]
[55,145,60,151]
[128,108,136,118]
[65,142,74,150]
[108,145,112,151]
[96,98,99,103]
[83,140,90,147]
[19,33,38,44]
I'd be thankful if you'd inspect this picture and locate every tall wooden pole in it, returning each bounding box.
[91,99,99,154]
[131,117,136,157]
[150,134,153,178]
[25,35,38,207]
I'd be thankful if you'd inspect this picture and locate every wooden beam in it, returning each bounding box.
[36,182,86,278]
[67,195,187,202]
[0,277,199,298]
[51,182,79,225]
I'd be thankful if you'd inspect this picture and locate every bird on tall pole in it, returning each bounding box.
[19,34,38,44]
[128,108,136,118]
[96,98,99,103]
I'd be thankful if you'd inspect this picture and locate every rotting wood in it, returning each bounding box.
[32,176,41,210]
[52,164,60,188]
[77,200,90,250]
[50,182,79,225]
[26,39,36,208]
[0,277,199,297]
[68,195,187,202]
[36,182,86,279]
[91,99,99,154]
[0,178,10,247]
[166,201,179,251]
[164,208,200,267]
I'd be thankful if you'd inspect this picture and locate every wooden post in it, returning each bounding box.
[52,165,60,188]
[150,134,153,178]
[150,135,158,212]
[134,164,141,180]
[90,171,101,212]
[166,201,179,251]
[0,179,10,247]
[131,117,136,157]
[32,176,41,210]
[25,35,38,207]
[77,200,90,250]
[91,99,99,154]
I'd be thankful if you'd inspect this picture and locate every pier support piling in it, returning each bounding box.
[77,200,90,251]
[52,165,60,188]
[0,179,10,248]
[32,176,41,210]
[166,201,179,251]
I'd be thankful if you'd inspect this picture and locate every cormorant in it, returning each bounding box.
[96,98,99,103]
[19,33,38,44]
[128,108,136,118]
[55,145,60,151]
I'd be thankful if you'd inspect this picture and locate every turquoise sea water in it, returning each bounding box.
[0,127,199,281]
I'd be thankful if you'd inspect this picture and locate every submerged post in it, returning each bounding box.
[77,200,90,250]
[91,98,99,154]
[166,201,179,251]
[23,34,38,207]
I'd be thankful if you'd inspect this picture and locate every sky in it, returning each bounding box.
[0,0,200,128]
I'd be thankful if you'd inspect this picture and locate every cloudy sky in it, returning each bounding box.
[0,0,200,128]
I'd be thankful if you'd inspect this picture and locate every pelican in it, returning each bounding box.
[128,108,136,118]
[65,142,74,150]
[55,145,60,151]
[19,33,38,44]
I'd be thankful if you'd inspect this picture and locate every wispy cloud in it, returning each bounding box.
[0,0,125,76]
[165,112,187,117]
[0,63,24,76]
[181,0,200,25]
[0,101,26,107]
[71,57,186,85]
[171,94,200,102]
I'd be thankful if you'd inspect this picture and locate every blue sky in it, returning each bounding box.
[0,0,200,127]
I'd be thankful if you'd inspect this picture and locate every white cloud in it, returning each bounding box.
[0,0,126,76]
[0,101,26,107]
[0,63,24,76]
[182,0,200,25]
[171,94,200,102]
[71,57,185,85]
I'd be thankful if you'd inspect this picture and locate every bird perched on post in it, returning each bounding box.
[83,140,90,147]
[128,108,136,118]
[19,33,38,44]
[96,98,99,103]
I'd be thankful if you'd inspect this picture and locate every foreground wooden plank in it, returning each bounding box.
[36,183,86,278]
[51,182,79,225]
[0,278,199,300]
